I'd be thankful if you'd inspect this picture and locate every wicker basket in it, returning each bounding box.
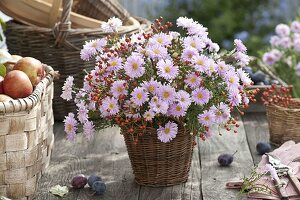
[266,99,300,145]
[0,65,55,199]
[3,0,151,121]
[122,127,194,186]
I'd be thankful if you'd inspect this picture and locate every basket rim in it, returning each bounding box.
[0,64,54,114]
[266,99,300,112]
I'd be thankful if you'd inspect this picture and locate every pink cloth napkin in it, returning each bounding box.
[226,141,300,199]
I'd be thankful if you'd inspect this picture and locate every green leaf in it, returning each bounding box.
[0,17,6,31]
[0,64,6,77]
[49,185,69,197]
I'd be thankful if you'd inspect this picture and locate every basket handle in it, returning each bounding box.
[52,0,79,50]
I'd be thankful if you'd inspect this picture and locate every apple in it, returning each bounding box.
[0,94,13,102]
[3,70,33,99]
[0,76,4,94]
[13,57,44,86]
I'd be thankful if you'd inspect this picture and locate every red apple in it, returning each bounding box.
[0,76,4,94]
[3,70,33,99]
[0,94,13,102]
[13,57,44,86]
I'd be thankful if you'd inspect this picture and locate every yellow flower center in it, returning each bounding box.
[216,111,222,116]
[109,103,115,109]
[137,93,143,100]
[164,128,171,134]
[229,77,235,83]
[176,106,182,111]
[197,93,203,99]
[154,49,160,54]
[191,77,196,83]
[180,97,185,102]
[188,53,193,58]
[149,86,155,93]
[111,61,117,67]
[204,116,210,121]
[66,124,73,132]
[163,91,170,98]
[196,59,204,65]
[165,66,171,73]
[191,42,196,48]
[132,63,138,70]
[92,42,97,48]
[157,37,163,44]
[117,87,123,93]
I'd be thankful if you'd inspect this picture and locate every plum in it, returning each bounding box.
[88,175,102,188]
[71,174,87,189]
[256,142,272,155]
[92,181,106,195]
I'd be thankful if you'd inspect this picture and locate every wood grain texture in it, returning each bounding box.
[242,112,271,165]
[199,116,253,200]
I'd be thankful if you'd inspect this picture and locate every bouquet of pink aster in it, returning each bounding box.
[262,20,300,98]
[61,16,254,143]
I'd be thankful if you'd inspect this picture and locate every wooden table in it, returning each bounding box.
[36,112,270,200]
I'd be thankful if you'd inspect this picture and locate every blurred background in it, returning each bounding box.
[120,0,300,56]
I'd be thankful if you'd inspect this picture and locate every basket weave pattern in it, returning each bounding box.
[266,100,300,145]
[0,65,54,199]
[4,0,151,121]
[123,127,194,186]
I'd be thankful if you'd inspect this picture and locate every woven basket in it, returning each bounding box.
[266,99,300,145]
[122,127,194,186]
[0,65,55,199]
[3,0,151,121]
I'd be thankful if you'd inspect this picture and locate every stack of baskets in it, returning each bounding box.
[266,99,300,145]
[1,0,151,120]
[0,65,55,199]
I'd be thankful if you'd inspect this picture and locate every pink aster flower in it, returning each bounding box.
[100,96,120,117]
[291,21,300,33]
[209,103,230,124]
[181,47,199,62]
[101,17,122,33]
[143,110,155,121]
[146,44,169,60]
[176,90,191,108]
[141,79,161,95]
[228,92,242,106]
[278,37,292,48]
[216,61,229,76]
[176,17,194,29]
[61,76,74,101]
[149,33,173,46]
[157,121,178,143]
[83,38,107,54]
[157,59,179,80]
[150,97,169,114]
[110,80,128,98]
[187,22,208,37]
[206,39,220,52]
[224,71,240,90]
[183,36,206,51]
[77,101,89,123]
[262,52,277,65]
[130,87,149,106]
[275,24,290,37]
[265,164,279,180]
[184,73,202,89]
[296,63,300,76]
[80,48,93,61]
[233,52,250,67]
[157,85,176,103]
[168,103,186,117]
[237,68,252,86]
[191,87,211,105]
[170,31,180,40]
[192,54,209,72]
[270,35,281,46]
[294,38,300,52]
[234,39,247,53]
[83,120,95,140]
[204,59,217,76]
[124,54,145,78]
[107,56,123,72]
[198,110,215,127]
[64,113,78,142]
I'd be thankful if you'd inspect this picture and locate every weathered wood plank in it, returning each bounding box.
[242,112,270,165]
[36,123,140,200]
[199,116,253,200]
